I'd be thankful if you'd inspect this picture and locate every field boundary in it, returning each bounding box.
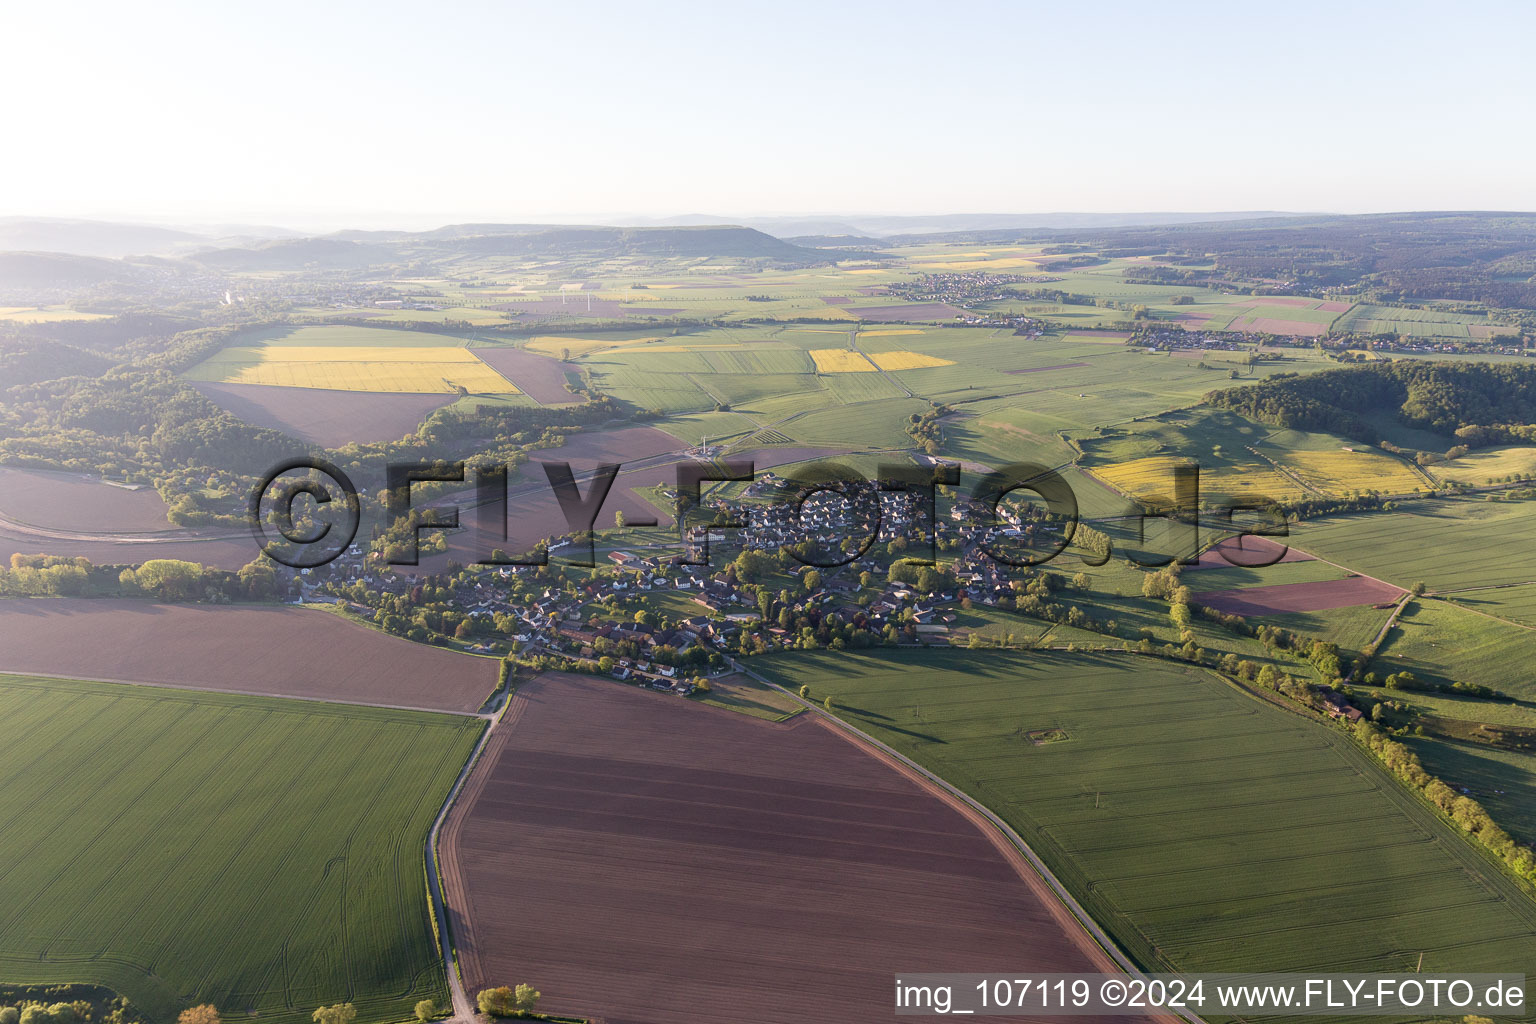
[425,688,509,1021]
[733,658,1202,1024]
[0,668,489,718]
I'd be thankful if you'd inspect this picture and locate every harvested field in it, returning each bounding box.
[192,381,452,445]
[469,346,580,404]
[1192,576,1405,617]
[0,466,173,534]
[0,599,497,712]
[440,673,1130,1024]
[847,302,967,322]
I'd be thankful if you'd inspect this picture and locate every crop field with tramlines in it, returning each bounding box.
[753,649,1536,979]
[0,674,482,1024]
[1288,496,1536,592]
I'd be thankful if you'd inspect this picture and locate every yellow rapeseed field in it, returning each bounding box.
[1091,456,1304,506]
[1430,446,1536,483]
[1280,450,1426,494]
[867,351,956,370]
[810,349,877,373]
[186,345,517,394]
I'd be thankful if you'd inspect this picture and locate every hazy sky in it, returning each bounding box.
[5,0,1533,229]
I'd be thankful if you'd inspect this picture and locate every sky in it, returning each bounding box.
[4,0,1534,230]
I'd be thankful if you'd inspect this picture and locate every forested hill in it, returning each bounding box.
[191,224,839,271]
[1205,361,1536,444]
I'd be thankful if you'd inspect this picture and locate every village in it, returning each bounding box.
[283,475,1078,695]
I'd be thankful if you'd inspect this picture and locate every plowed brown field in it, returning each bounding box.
[440,673,1131,1024]
[0,599,497,712]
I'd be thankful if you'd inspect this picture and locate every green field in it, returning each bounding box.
[1375,598,1536,701]
[1257,602,1393,652]
[1408,738,1536,847]
[753,649,1536,978]
[0,674,482,1024]
[1289,496,1536,591]
[1447,582,1536,627]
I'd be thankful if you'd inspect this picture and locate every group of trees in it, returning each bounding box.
[0,554,277,602]
[1206,362,1536,444]
[477,985,540,1017]
[1350,718,1536,883]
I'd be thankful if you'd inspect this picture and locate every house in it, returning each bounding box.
[1322,693,1363,722]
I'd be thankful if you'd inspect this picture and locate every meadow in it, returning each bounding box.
[753,649,1536,978]
[1408,738,1536,847]
[1374,598,1536,701]
[184,324,517,394]
[0,674,483,1024]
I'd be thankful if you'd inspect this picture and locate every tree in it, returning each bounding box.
[413,1000,436,1022]
[802,569,821,593]
[514,986,541,1013]
[130,559,205,601]
[614,509,626,529]
[0,1007,18,1024]
[178,1007,220,1024]
[312,1005,356,1024]
[477,988,516,1017]
[823,695,834,711]
[798,684,810,698]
